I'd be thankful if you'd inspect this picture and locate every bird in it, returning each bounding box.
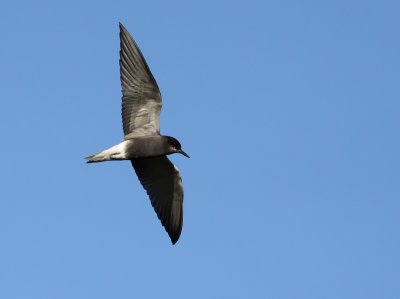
[85,23,189,245]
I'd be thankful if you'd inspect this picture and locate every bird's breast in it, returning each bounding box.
[124,136,167,159]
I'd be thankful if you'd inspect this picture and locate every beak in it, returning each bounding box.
[179,150,190,158]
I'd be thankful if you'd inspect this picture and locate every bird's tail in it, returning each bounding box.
[86,142,127,163]
[85,152,105,163]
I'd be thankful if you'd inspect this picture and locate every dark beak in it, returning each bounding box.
[179,150,190,158]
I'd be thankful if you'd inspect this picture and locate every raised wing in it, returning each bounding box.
[119,23,162,138]
[131,156,184,244]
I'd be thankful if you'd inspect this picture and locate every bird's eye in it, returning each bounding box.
[169,138,180,149]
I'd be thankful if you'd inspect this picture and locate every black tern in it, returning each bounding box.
[86,23,189,244]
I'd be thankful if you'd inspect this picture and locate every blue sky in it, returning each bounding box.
[1,0,399,298]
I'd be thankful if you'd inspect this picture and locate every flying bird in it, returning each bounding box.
[86,23,189,244]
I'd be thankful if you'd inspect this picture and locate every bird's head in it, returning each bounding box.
[165,136,190,158]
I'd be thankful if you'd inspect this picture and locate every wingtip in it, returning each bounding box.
[168,230,182,245]
[119,22,127,32]
[170,236,179,245]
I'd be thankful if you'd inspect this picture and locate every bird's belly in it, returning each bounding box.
[124,137,165,159]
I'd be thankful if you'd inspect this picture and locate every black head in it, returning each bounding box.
[165,136,190,158]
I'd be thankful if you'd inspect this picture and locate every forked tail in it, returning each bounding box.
[85,142,128,163]
[85,152,105,163]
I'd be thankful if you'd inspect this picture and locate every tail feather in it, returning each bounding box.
[86,141,127,163]
[85,152,104,163]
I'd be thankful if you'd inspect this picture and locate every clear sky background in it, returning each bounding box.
[1,1,399,298]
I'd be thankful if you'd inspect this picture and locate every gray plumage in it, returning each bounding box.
[119,23,162,138]
[86,23,189,245]
[132,157,183,244]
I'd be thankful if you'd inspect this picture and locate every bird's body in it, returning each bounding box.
[86,136,181,162]
[86,23,188,244]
